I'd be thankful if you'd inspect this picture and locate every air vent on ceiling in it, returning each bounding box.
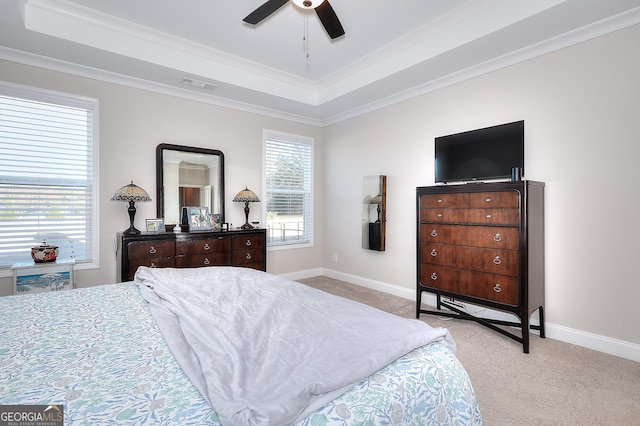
[181,78,217,91]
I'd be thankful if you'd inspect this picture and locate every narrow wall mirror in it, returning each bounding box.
[156,144,225,226]
[362,175,387,251]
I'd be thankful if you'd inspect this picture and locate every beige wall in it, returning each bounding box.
[0,60,324,292]
[323,24,640,350]
[1,23,639,358]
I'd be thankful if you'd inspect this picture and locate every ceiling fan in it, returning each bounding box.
[243,0,345,40]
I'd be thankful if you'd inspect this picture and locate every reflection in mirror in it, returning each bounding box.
[156,144,224,227]
[362,175,387,251]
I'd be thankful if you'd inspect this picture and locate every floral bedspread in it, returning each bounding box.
[0,281,481,425]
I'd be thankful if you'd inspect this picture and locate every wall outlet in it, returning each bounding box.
[332,253,338,262]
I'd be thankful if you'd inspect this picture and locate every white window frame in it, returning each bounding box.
[0,82,99,276]
[263,130,313,250]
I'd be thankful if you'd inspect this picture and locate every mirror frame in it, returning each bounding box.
[156,143,225,225]
[362,175,387,251]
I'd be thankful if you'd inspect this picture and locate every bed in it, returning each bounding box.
[0,266,482,425]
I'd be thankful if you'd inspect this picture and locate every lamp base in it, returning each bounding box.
[240,202,253,230]
[123,226,141,235]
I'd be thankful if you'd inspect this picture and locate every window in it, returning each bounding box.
[0,83,98,271]
[264,131,312,248]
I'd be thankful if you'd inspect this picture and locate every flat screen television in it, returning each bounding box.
[434,120,524,183]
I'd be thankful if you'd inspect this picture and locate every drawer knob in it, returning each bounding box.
[149,246,157,254]
[150,262,156,268]
[245,253,252,260]
[493,233,502,242]
[203,243,210,250]
[486,214,492,219]
[203,258,210,265]
[437,199,443,203]
[493,256,502,265]
[430,229,438,237]
[437,213,443,218]
[485,198,492,203]
[493,283,502,293]
[430,249,438,257]
[245,239,252,246]
[430,272,438,281]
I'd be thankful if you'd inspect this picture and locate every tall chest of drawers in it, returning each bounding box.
[118,229,266,282]
[416,181,545,353]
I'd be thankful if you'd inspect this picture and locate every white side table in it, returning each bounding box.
[11,258,75,295]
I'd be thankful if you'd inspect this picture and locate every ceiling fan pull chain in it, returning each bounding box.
[304,14,309,58]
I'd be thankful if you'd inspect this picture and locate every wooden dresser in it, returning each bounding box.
[416,181,544,353]
[117,229,266,282]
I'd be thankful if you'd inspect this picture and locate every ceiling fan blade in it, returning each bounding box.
[243,0,289,25]
[315,1,345,39]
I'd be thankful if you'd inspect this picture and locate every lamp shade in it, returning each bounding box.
[111,181,152,202]
[370,195,382,205]
[233,187,260,203]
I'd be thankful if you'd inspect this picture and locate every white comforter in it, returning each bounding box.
[135,266,454,426]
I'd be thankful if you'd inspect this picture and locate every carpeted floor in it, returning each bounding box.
[298,276,640,426]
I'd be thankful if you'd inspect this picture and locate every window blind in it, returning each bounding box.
[0,85,97,269]
[265,135,312,246]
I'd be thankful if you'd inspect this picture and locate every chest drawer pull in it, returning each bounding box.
[493,283,502,293]
[493,233,502,242]
[203,257,210,265]
[245,239,252,246]
[430,229,438,237]
[437,213,443,218]
[150,262,157,268]
[486,214,492,219]
[430,272,438,281]
[245,253,252,260]
[493,256,502,265]
[437,199,443,203]
[485,197,492,203]
[149,246,157,254]
[430,249,438,257]
[203,243,210,250]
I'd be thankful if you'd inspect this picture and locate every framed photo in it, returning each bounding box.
[211,213,222,231]
[145,218,165,233]
[187,206,211,231]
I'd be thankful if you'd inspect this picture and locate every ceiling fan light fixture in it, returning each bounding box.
[291,0,325,10]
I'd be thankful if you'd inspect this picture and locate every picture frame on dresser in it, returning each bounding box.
[186,206,211,231]
[145,218,165,233]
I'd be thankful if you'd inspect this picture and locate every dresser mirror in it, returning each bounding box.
[156,144,225,227]
[362,175,387,251]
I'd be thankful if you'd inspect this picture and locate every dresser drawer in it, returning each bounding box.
[419,265,519,305]
[175,252,230,267]
[469,191,519,208]
[420,224,519,250]
[176,236,231,255]
[127,241,175,259]
[127,257,174,280]
[421,193,469,208]
[420,208,519,225]
[232,234,265,250]
[420,243,519,277]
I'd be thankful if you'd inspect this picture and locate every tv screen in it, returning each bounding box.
[435,120,524,183]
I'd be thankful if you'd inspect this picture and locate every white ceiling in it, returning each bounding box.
[1,0,640,125]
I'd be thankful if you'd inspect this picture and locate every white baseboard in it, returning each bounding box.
[285,268,640,363]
